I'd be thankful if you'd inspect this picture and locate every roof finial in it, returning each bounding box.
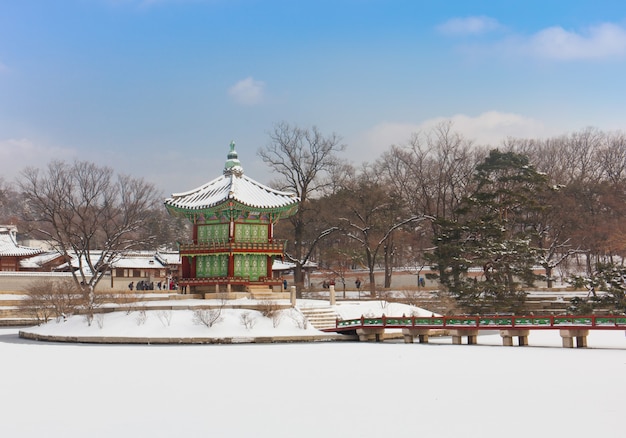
[224,140,243,176]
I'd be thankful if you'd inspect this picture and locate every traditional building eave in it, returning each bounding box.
[165,198,299,223]
[164,142,299,222]
[0,225,44,257]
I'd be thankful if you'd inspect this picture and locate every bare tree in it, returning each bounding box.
[259,122,346,291]
[598,131,626,186]
[17,160,161,323]
[334,167,430,296]
[0,177,27,227]
[376,123,481,275]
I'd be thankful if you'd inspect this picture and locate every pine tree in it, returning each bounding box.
[429,150,548,313]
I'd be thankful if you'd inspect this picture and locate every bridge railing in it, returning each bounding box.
[334,314,626,331]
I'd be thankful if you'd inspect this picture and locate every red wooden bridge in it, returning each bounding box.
[321,314,626,347]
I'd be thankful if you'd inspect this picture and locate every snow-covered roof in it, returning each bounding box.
[155,251,181,266]
[11,248,180,272]
[0,225,44,257]
[114,253,163,269]
[271,260,318,271]
[164,142,299,214]
[272,260,296,271]
[19,251,65,269]
[50,250,179,273]
[165,173,299,211]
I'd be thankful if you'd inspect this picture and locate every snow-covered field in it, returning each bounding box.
[1,300,625,438]
[16,299,437,341]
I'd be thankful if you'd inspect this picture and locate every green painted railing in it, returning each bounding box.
[179,240,287,254]
[332,315,626,331]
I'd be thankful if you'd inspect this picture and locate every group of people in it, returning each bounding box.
[321,279,336,289]
[128,278,179,292]
[321,278,364,289]
[127,280,157,291]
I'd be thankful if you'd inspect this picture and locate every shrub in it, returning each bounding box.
[240,311,257,330]
[21,278,84,324]
[192,308,222,328]
[157,310,173,327]
[288,310,309,330]
[258,300,281,318]
[136,310,148,326]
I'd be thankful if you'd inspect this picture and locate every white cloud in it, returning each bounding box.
[525,23,626,60]
[228,77,266,105]
[419,111,550,144]
[0,138,76,183]
[437,16,503,36]
[459,21,626,61]
[103,0,198,7]
[441,17,626,61]
[353,111,555,161]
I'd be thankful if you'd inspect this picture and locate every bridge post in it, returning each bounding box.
[290,286,296,307]
[356,328,384,342]
[559,329,589,348]
[500,329,530,346]
[329,285,336,305]
[449,330,478,345]
[401,328,431,344]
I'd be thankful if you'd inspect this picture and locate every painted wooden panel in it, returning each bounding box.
[196,254,228,277]
[197,224,229,242]
[234,223,268,243]
[233,254,267,281]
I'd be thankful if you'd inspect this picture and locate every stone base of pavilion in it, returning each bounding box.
[205,291,291,300]
[193,283,291,301]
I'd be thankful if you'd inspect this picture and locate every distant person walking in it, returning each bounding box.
[128,281,134,291]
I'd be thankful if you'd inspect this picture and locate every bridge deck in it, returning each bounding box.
[322,314,626,332]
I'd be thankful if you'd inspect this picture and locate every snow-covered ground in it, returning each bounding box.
[1,300,625,438]
[16,299,436,341]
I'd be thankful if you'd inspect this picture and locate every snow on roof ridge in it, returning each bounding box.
[164,142,299,212]
[0,226,44,257]
[165,170,298,211]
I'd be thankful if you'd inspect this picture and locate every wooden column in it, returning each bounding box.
[266,255,273,279]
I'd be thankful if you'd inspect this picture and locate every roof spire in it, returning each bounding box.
[223,140,244,176]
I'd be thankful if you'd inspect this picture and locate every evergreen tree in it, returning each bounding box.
[568,262,626,314]
[428,150,548,313]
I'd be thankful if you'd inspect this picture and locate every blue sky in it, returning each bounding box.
[2,0,626,195]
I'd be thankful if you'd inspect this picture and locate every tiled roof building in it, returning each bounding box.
[0,225,44,271]
[164,142,300,298]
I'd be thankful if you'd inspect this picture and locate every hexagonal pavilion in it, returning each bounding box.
[164,142,299,299]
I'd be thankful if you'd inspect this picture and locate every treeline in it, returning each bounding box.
[0,168,190,252]
[266,123,626,313]
[2,122,625,314]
